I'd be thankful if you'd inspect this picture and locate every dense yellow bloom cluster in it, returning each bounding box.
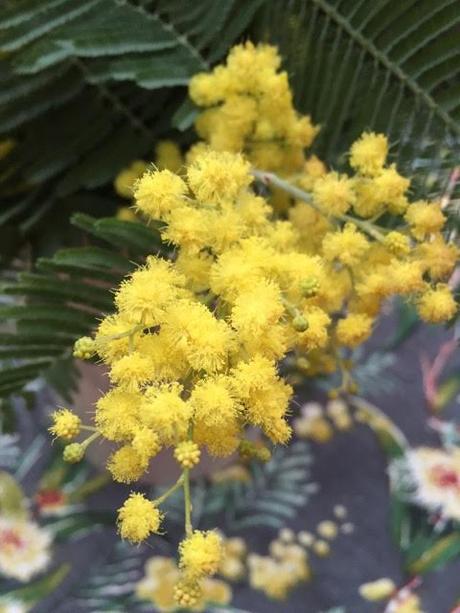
[49,42,457,606]
[189,42,318,175]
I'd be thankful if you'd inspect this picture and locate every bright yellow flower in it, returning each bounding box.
[417,284,457,323]
[134,168,187,219]
[349,132,388,176]
[336,313,373,347]
[49,409,81,440]
[117,493,162,543]
[405,200,445,240]
[179,530,223,579]
[313,172,356,215]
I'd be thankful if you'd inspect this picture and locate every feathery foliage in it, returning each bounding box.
[256,0,460,196]
[0,0,265,253]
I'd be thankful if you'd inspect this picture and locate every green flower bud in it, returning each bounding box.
[293,315,309,332]
[63,443,85,463]
[300,277,320,298]
[73,336,97,360]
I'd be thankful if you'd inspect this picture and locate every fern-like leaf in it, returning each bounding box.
[256,0,460,196]
[0,0,265,243]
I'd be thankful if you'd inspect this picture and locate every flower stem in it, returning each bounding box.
[153,474,185,506]
[252,168,386,242]
[183,469,193,536]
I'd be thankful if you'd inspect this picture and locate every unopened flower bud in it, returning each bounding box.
[63,443,85,463]
[293,315,309,332]
[300,277,320,297]
[73,336,97,360]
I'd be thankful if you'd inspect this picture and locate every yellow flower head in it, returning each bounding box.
[134,168,187,220]
[179,530,223,579]
[297,306,331,350]
[190,375,240,430]
[107,445,147,483]
[155,140,183,173]
[336,313,373,347]
[322,223,369,267]
[162,299,234,373]
[231,279,283,335]
[95,388,140,442]
[109,351,154,391]
[115,257,186,325]
[117,493,162,543]
[187,149,252,205]
[389,260,425,294]
[415,235,458,280]
[384,231,411,256]
[417,284,457,323]
[405,200,445,240]
[313,172,356,215]
[140,383,192,446]
[114,160,148,199]
[49,409,81,440]
[373,164,409,204]
[349,132,388,176]
[131,427,161,463]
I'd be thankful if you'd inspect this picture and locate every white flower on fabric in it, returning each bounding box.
[404,447,460,521]
[0,516,52,582]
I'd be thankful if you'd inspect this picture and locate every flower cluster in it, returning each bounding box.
[136,556,231,612]
[189,42,318,175]
[48,41,458,606]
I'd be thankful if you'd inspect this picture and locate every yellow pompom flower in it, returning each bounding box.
[313,172,356,215]
[174,441,201,469]
[140,383,192,446]
[322,224,369,267]
[109,352,154,391]
[389,260,425,294]
[187,149,252,205]
[231,280,283,335]
[349,132,388,176]
[107,445,147,483]
[373,164,409,204]
[117,493,162,543]
[114,160,148,198]
[336,313,373,347]
[155,140,183,173]
[297,307,331,350]
[115,257,186,325]
[175,250,212,292]
[95,388,140,442]
[134,168,187,219]
[383,231,410,256]
[162,300,234,373]
[131,427,161,464]
[49,409,81,440]
[190,375,240,431]
[417,285,457,323]
[415,235,458,280]
[405,200,445,240]
[179,530,223,579]
[161,204,210,253]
